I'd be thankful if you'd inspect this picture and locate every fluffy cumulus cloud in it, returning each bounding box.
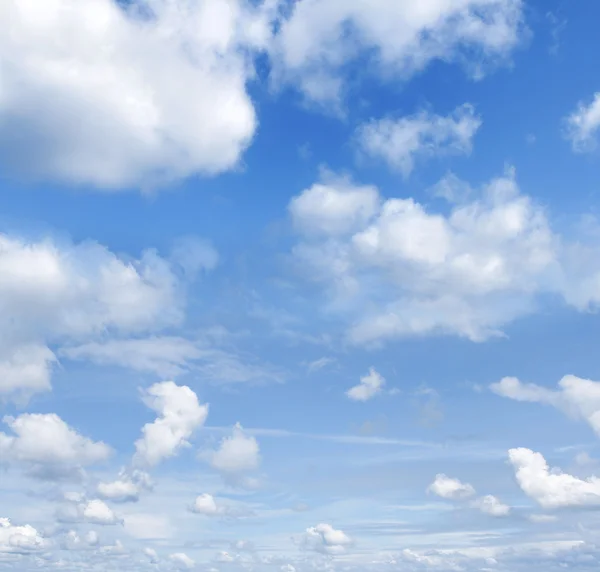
[428,474,476,500]
[170,552,195,570]
[0,413,111,480]
[134,381,209,467]
[209,422,261,479]
[356,104,482,176]
[0,0,279,189]
[270,0,525,105]
[491,375,600,436]
[289,169,600,344]
[565,92,600,152]
[509,447,600,509]
[302,523,352,555]
[0,232,186,401]
[346,367,385,401]
[0,518,48,554]
[57,496,122,525]
[97,469,152,503]
[471,494,510,516]
[191,493,223,516]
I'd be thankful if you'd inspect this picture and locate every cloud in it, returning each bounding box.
[270,0,525,106]
[134,381,209,467]
[0,231,185,401]
[428,474,476,500]
[97,470,153,503]
[301,523,352,555]
[0,413,111,480]
[144,547,160,564]
[508,447,600,508]
[170,552,195,570]
[288,167,600,344]
[190,493,223,516]
[356,104,481,176]
[208,423,261,483]
[471,494,510,516]
[62,530,99,551]
[565,93,600,152]
[57,498,122,526]
[0,0,279,189]
[346,367,386,401]
[0,518,48,554]
[491,375,600,436]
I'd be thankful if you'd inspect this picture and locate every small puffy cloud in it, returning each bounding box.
[270,0,525,106]
[97,470,152,503]
[472,495,510,516]
[0,518,48,553]
[62,529,100,551]
[565,92,600,152]
[57,498,122,526]
[428,474,476,500]
[144,547,160,563]
[0,0,276,189]
[209,423,260,476]
[491,375,600,436]
[0,344,56,403]
[508,447,600,508]
[170,552,195,570]
[134,381,209,467]
[0,413,111,480]
[356,104,481,176]
[302,523,352,555]
[346,367,385,401]
[190,493,222,516]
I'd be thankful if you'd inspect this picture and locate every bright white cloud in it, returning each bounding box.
[170,552,195,569]
[0,0,278,189]
[0,518,48,553]
[508,447,600,508]
[428,474,476,500]
[144,547,160,563]
[190,493,222,516]
[270,0,525,105]
[471,494,510,516]
[491,375,600,436]
[357,104,482,176]
[288,168,600,344]
[0,413,111,480]
[0,232,185,401]
[97,470,152,503]
[302,523,352,555]
[565,92,600,152]
[209,422,261,476]
[57,498,122,526]
[346,367,385,401]
[134,381,209,467]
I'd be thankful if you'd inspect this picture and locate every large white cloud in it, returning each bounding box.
[0,413,111,480]
[508,448,600,509]
[134,381,209,467]
[491,375,600,436]
[0,0,278,189]
[301,523,352,555]
[0,518,48,554]
[356,104,481,176]
[289,169,567,343]
[270,0,525,105]
[0,232,186,401]
[97,470,152,503]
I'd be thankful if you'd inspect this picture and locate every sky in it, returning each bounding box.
[6,0,600,570]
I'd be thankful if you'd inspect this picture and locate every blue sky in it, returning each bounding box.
[4,0,600,570]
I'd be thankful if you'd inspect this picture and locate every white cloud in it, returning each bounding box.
[565,92,600,152]
[190,493,223,516]
[471,494,510,516]
[346,367,385,401]
[528,514,558,523]
[0,413,111,480]
[270,0,525,106]
[57,498,122,526]
[62,529,100,551]
[209,422,261,476]
[134,381,209,467]
[508,447,600,508]
[144,547,160,563]
[428,474,476,500]
[97,470,152,503]
[288,167,600,344]
[302,523,352,555]
[0,0,279,189]
[491,375,600,436]
[0,232,185,401]
[170,552,195,570]
[0,518,48,553]
[356,104,481,176]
